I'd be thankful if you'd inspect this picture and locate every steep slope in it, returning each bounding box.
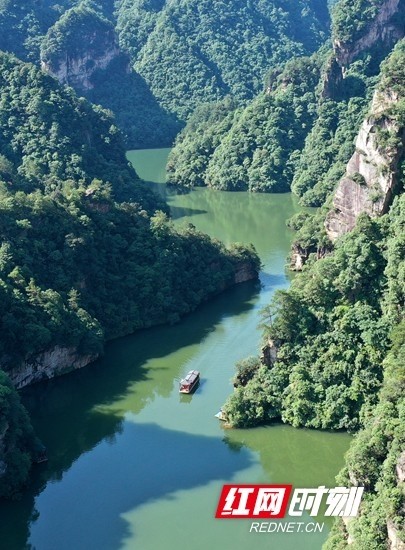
[0,0,330,148]
[332,0,405,67]
[322,44,405,548]
[219,29,405,550]
[222,37,404,429]
[168,0,404,199]
[291,0,404,206]
[117,0,330,121]
[326,41,405,239]
[0,51,147,203]
[40,2,180,147]
[325,320,405,549]
[168,55,323,191]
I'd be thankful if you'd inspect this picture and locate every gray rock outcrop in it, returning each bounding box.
[8,346,98,389]
[326,88,404,240]
[41,30,121,91]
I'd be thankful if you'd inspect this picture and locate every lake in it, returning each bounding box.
[0,148,351,550]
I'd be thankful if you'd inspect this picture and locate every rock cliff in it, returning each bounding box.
[387,520,405,550]
[325,87,404,240]
[290,243,329,271]
[8,347,98,389]
[334,0,404,69]
[41,30,121,91]
[40,6,123,91]
[321,0,404,99]
[233,261,258,284]
[260,338,278,367]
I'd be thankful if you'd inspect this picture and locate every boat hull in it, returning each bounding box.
[179,380,199,394]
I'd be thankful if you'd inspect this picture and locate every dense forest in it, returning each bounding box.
[168,0,404,203]
[0,52,259,497]
[167,45,375,200]
[0,371,40,499]
[325,318,404,548]
[0,0,330,148]
[117,0,330,119]
[168,54,323,192]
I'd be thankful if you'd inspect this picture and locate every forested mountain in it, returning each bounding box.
[168,54,323,191]
[169,0,404,199]
[117,0,330,119]
[40,1,181,147]
[0,0,330,147]
[0,53,259,497]
[167,44,373,196]
[0,0,60,62]
[325,318,404,549]
[0,51,147,203]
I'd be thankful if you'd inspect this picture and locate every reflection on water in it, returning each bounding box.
[0,149,351,550]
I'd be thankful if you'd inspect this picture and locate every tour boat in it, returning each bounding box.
[179,370,200,393]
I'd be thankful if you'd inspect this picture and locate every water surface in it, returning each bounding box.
[0,148,351,550]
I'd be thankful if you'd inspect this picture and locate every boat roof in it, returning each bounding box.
[180,370,200,383]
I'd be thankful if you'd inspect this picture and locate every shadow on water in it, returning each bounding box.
[0,424,254,550]
[0,279,259,549]
[221,425,352,528]
[130,181,208,219]
[259,272,288,289]
[27,423,254,550]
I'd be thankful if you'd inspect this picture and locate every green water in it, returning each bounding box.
[0,149,351,550]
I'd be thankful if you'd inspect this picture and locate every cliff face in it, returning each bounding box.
[321,0,404,99]
[290,243,329,271]
[325,88,404,240]
[334,0,404,69]
[40,6,124,92]
[41,29,122,91]
[233,261,258,284]
[319,3,405,241]
[7,347,99,389]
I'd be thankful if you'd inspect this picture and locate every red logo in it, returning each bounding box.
[215,485,292,519]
